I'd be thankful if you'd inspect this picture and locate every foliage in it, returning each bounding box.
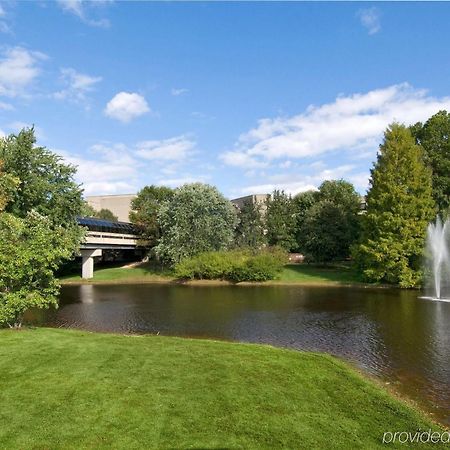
[353,124,435,287]
[156,183,237,264]
[292,190,317,252]
[301,200,358,263]
[0,128,83,226]
[0,160,19,212]
[174,248,287,282]
[0,211,83,327]
[298,180,361,263]
[234,199,266,248]
[80,202,119,222]
[129,185,174,247]
[266,190,296,251]
[411,110,450,214]
[95,208,118,222]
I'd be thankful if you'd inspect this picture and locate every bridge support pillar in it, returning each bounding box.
[81,249,102,279]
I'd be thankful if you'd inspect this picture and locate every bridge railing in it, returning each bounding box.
[84,230,138,246]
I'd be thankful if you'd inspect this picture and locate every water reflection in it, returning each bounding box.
[25,284,450,425]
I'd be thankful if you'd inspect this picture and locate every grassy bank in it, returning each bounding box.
[0,328,444,449]
[61,262,363,286]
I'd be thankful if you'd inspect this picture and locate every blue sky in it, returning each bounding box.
[1,1,450,198]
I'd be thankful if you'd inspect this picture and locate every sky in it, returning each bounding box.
[1,1,450,199]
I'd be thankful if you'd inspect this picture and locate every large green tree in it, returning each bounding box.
[353,124,435,287]
[411,110,450,214]
[265,190,296,251]
[0,211,82,328]
[234,199,266,248]
[129,185,174,247]
[0,160,19,212]
[292,190,317,253]
[0,128,83,226]
[156,183,237,264]
[300,180,361,262]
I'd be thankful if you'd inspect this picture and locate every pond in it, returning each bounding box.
[26,283,450,426]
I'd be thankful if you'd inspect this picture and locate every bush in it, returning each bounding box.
[174,248,287,282]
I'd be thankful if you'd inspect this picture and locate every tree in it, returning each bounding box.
[353,123,435,287]
[234,199,266,248]
[0,128,83,226]
[411,111,450,214]
[0,211,83,328]
[292,190,317,253]
[301,200,356,263]
[299,181,361,263]
[155,183,237,264]
[265,190,296,251]
[129,185,174,247]
[95,208,118,222]
[0,160,19,212]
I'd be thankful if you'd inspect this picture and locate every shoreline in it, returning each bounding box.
[60,276,397,289]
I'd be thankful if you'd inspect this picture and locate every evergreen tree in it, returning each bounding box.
[265,190,296,251]
[234,199,266,248]
[411,110,450,214]
[353,123,435,287]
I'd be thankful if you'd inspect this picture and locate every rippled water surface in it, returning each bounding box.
[26,284,450,425]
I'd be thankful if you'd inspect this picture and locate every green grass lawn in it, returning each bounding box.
[0,328,445,449]
[61,262,362,286]
[60,262,174,283]
[277,263,362,285]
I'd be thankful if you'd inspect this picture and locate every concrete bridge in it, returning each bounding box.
[77,217,139,279]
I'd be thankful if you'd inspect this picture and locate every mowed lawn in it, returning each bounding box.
[61,262,362,286]
[0,329,444,449]
[277,263,361,285]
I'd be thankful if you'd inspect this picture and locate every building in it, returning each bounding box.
[86,194,137,222]
[87,192,271,223]
[230,194,270,215]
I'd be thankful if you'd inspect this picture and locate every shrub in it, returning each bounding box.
[174,248,287,282]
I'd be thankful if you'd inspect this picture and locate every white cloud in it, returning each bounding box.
[104,92,150,123]
[240,165,366,196]
[0,47,47,97]
[7,122,45,139]
[171,88,188,96]
[60,143,140,196]
[220,151,268,168]
[161,176,209,188]
[59,133,200,195]
[54,67,102,102]
[136,135,196,161]
[56,0,111,28]
[358,7,381,35]
[222,84,450,167]
[0,101,13,110]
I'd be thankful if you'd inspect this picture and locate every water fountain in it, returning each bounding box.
[425,217,450,301]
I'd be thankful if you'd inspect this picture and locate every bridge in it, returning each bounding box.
[77,217,140,279]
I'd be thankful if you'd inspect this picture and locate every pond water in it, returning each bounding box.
[26,284,450,425]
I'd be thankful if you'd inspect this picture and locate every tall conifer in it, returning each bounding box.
[353,123,435,287]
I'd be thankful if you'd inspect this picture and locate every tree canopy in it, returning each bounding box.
[411,110,450,214]
[353,123,435,287]
[156,183,237,264]
[0,128,83,226]
[234,199,266,248]
[265,190,296,251]
[129,185,174,247]
[295,180,361,262]
[0,211,83,328]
